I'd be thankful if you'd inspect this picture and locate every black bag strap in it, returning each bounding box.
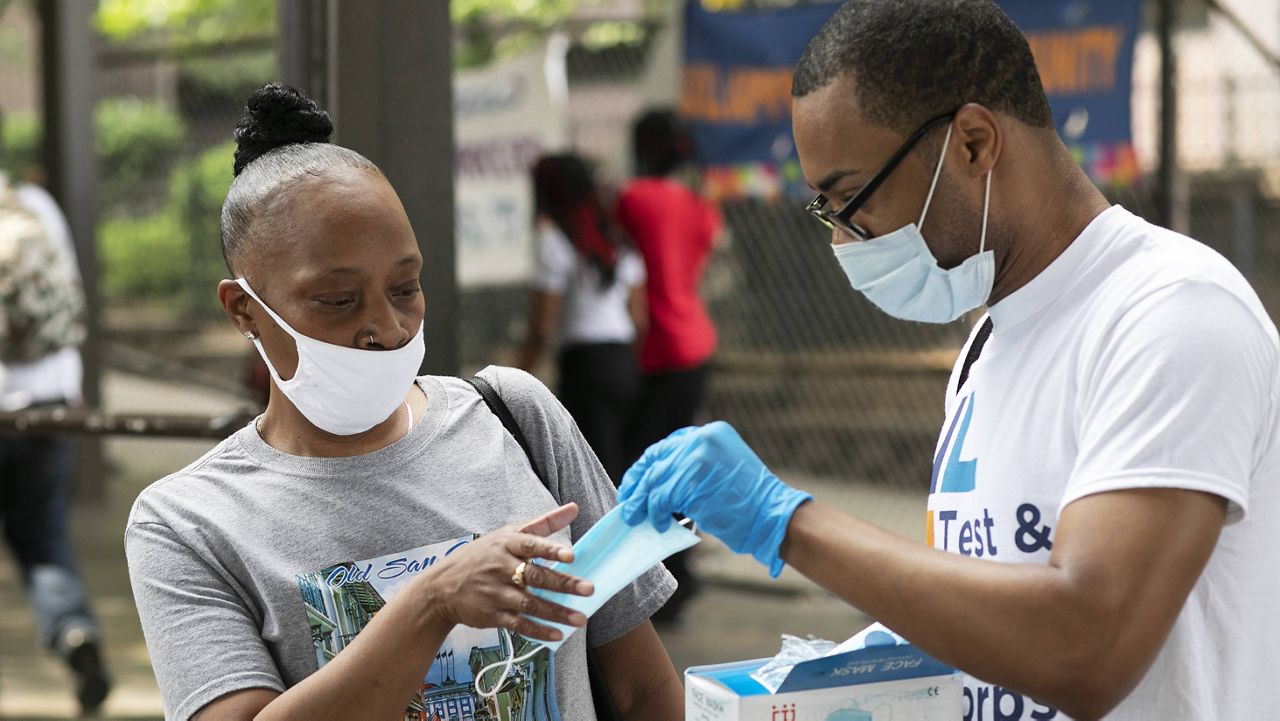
[463,375,621,721]
[465,375,547,486]
[956,317,993,396]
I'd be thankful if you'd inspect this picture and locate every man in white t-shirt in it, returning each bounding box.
[0,158,111,714]
[614,1,1279,719]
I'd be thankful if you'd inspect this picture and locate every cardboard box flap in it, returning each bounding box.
[776,643,955,693]
[688,658,772,696]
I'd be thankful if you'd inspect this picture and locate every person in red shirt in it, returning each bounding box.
[617,108,722,623]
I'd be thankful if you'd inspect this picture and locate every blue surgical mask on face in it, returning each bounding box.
[832,124,995,324]
[474,506,699,699]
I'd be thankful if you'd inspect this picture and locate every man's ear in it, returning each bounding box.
[954,103,1002,178]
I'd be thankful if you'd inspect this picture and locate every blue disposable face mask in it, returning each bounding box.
[474,506,699,699]
[832,124,995,324]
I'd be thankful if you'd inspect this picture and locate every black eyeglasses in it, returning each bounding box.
[805,111,957,242]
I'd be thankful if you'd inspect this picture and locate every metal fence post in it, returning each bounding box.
[1158,0,1190,234]
[39,0,104,502]
[291,0,457,377]
[277,0,330,109]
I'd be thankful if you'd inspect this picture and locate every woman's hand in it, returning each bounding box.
[419,503,595,642]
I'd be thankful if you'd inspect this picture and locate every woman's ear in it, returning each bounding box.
[218,278,257,338]
[954,103,1002,179]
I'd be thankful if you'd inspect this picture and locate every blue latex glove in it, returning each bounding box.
[618,421,812,578]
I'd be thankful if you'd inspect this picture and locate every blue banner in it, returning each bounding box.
[680,0,1142,199]
[998,0,1143,185]
[680,0,840,200]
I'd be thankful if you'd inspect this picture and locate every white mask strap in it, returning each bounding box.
[235,277,303,340]
[917,122,954,231]
[980,169,992,254]
[235,276,314,387]
[474,628,546,700]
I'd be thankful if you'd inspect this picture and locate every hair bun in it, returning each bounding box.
[232,83,334,176]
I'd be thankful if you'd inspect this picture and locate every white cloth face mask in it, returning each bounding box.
[235,277,424,436]
[832,123,995,324]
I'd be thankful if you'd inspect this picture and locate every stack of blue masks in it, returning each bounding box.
[529,504,700,651]
[475,505,700,700]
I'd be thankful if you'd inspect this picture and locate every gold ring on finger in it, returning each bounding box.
[512,561,528,588]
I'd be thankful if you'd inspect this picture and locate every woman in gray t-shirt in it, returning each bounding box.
[124,83,682,721]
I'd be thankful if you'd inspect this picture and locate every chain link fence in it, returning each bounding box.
[462,25,977,489]
[462,10,1280,491]
[93,31,276,412]
[2,1,275,415]
[4,2,1280,488]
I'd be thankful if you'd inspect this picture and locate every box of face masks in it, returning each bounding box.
[685,628,961,721]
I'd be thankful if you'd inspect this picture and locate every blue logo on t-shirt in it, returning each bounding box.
[931,394,977,494]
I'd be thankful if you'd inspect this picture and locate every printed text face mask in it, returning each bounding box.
[235,277,424,436]
[474,506,699,699]
[832,123,995,324]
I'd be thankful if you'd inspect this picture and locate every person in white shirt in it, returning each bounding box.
[0,156,110,714]
[520,153,647,483]
[615,1,1279,719]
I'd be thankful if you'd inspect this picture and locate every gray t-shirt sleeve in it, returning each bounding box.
[479,365,676,647]
[125,517,284,720]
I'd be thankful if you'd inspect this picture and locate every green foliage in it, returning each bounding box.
[0,101,211,306]
[453,0,582,69]
[98,210,188,301]
[0,7,33,68]
[581,20,648,48]
[0,111,40,180]
[451,0,581,26]
[95,0,275,44]
[92,0,278,136]
[98,140,235,307]
[2,101,186,208]
[170,141,235,300]
[96,99,187,212]
[451,0,665,69]
[178,50,276,106]
[170,140,235,214]
[7,102,224,307]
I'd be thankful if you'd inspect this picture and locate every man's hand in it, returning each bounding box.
[618,422,812,577]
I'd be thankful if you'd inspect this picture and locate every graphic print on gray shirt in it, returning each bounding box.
[125,367,676,720]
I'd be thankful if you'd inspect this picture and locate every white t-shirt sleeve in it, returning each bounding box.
[1066,280,1275,522]
[15,183,78,278]
[617,248,646,289]
[532,224,576,294]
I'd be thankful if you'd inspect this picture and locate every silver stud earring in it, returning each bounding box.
[244,330,257,340]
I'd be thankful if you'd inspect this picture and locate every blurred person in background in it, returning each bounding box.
[617,107,722,624]
[618,1,1280,719]
[0,110,111,715]
[125,84,684,721]
[519,153,647,484]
